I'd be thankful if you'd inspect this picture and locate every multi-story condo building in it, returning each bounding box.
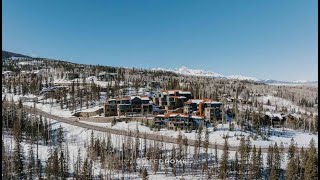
[104,96,153,116]
[154,90,192,109]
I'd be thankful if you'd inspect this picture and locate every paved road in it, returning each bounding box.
[23,105,313,153]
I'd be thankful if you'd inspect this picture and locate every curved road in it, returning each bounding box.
[23,105,313,153]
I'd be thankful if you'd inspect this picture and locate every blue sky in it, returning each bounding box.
[3,0,318,81]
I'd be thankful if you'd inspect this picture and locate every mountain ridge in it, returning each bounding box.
[2,50,317,85]
[151,66,317,85]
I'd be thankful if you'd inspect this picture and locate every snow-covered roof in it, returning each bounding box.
[156,114,166,117]
[130,96,149,101]
[204,101,222,105]
[32,70,42,74]
[190,99,204,104]
[130,96,140,100]
[117,97,130,100]
[265,111,283,119]
[290,113,301,119]
[169,114,188,118]
[21,70,32,74]
[140,96,150,101]
[265,111,272,117]
[179,91,191,94]
[192,115,204,119]
[118,104,131,106]
[166,90,191,95]
[273,113,283,119]
[2,71,14,75]
[169,96,186,99]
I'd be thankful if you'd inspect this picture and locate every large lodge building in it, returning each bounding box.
[104,89,223,130]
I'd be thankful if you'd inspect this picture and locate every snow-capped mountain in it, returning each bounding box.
[151,66,317,86]
[226,75,259,81]
[175,66,225,78]
[258,79,318,86]
[151,66,258,81]
[151,66,224,77]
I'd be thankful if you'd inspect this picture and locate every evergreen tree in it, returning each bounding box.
[279,142,284,165]
[27,144,35,180]
[234,151,239,179]
[270,166,279,180]
[171,145,177,176]
[75,148,82,179]
[13,137,25,179]
[245,136,251,177]
[300,147,307,179]
[59,151,66,178]
[249,145,258,179]
[81,157,90,179]
[141,168,148,180]
[295,153,301,180]
[286,154,297,180]
[57,125,64,149]
[2,140,9,179]
[238,137,246,179]
[219,138,229,179]
[183,136,188,173]
[267,144,274,174]
[273,143,281,179]
[304,138,318,180]
[257,147,263,180]
[64,142,70,178]
[288,138,296,159]
[52,148,59,177]
[214,141,218,165]
[37,159,42,180]
[45,151,53,179]
[203,128,209,173]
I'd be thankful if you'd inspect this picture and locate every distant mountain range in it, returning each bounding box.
[2,50,317,87]
[151,66,318,86]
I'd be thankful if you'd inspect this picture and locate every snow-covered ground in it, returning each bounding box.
[53,76,127,88]
[2,92,103,117]
[2,89,317,177]
[3,91,317,150]
[80,105,103,112]
[3,90,316,149]
[4,111,299,180]
[80,121,317,149]
[258,95,316,115]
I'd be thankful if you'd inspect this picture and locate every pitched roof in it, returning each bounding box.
[169,96,186,99]
[203,100,222,105]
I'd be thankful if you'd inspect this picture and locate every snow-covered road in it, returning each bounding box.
[19,104,317,153]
